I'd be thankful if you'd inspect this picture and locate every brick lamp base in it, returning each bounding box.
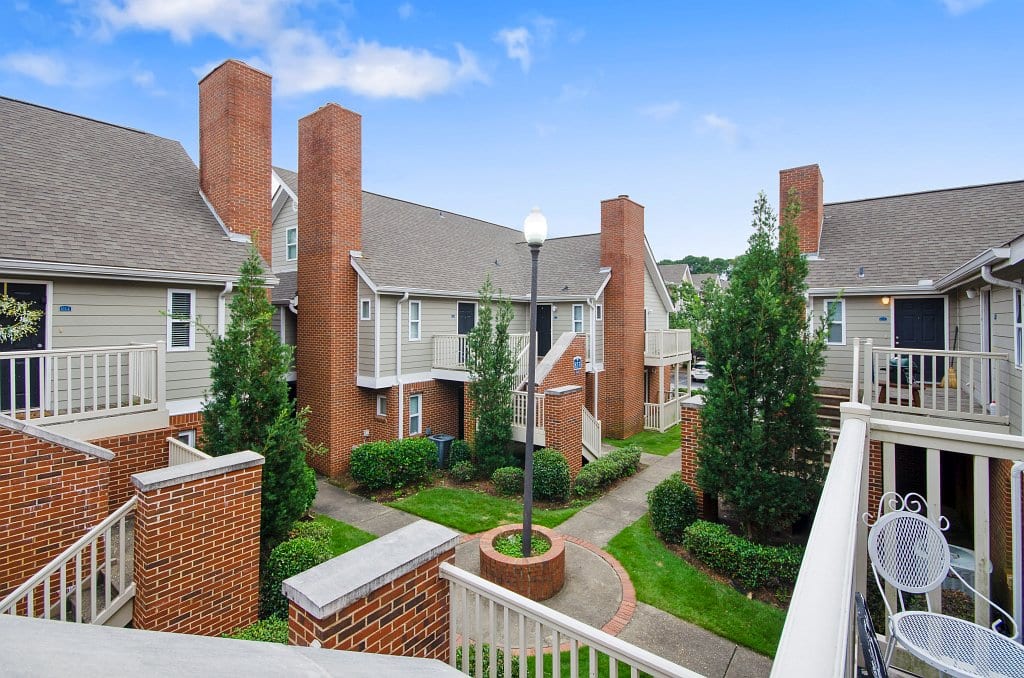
[479,524,565,601]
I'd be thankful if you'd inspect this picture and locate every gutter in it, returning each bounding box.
[0,258,277,287]
[396,292,410,439]
[934,248,1010,291]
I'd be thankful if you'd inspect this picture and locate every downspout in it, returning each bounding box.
[217,281,234,337]
[396,292,410,439]
[980,265,1024,431]
[587,297,599,418]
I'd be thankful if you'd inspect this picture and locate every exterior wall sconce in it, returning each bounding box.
[966,288,977,299]
[881,296,891,305]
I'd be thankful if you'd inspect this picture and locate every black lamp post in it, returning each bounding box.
[521,207,547,557]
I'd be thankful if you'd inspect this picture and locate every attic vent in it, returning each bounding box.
[857,266,866,279]
[439,211,446,218]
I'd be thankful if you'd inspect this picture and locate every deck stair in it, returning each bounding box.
[815,387,846,430]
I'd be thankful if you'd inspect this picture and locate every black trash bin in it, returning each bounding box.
[429,434,456,469]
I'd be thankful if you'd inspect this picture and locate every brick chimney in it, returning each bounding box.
[779,164,823,254]
[198,59,273,263]
[599,195,646,439]
[296,103,365,476]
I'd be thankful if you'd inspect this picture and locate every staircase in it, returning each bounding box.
[816,386,847,458]
[582,406,602,462]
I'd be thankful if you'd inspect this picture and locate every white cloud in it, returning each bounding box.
[93,0,292,42]
[940,0,991,15]
[495,26,532,72]
[558,83,589,103]
[397,2,414,19]
[267,30,486,98]
[699,113,739,145]
[0,51,68,85]
[131,69,154,87]
[639,101,681,121]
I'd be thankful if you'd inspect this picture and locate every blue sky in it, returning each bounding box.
[1,1,1021,259]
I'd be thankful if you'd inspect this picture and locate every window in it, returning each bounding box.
[572,304,584,333]
[167,289,196,351]
[360,298,372,321]
[376,394,387,417]
[285,227,297,261]
[409,300,421,341]
[177,429,196,447]
[825,299,845,345]
[596,304,602,321]
[1015,289,1023,368]
[409,394,422,435]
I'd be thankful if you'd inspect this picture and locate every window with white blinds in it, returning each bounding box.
[167,289,196,351]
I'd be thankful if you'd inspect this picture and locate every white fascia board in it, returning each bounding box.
[643,238,675,310]
[350,257,378,293]
[806,284,938,297]
[271,169,299,204]
[357,372,435,389]
[199,190,251,244]
[0,258,279,287]
[271,185,290,221]
[374,286,598,303]
[594,271,612,301]
[933,247,1010,291]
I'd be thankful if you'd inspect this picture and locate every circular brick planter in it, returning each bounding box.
[479,524,565,601]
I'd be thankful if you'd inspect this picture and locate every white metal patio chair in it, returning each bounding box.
[862,491,1019,673]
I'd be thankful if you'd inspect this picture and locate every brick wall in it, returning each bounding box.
[599,196,646,439]
[538,335,587,392]
[679,401,711,516]
[296,103,372,477]
[198,60,273,262]
[132,451,263,636]
[778,164,823,255]
[405,379,461,438]
[544,386,584,478]
[0,421,111,600]
[989,457,1016,602]
[867,439,883,521]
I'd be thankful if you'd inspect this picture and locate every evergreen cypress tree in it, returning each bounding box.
[692,191,828,539]
[202,248,317,544]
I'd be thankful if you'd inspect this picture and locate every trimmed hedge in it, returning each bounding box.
[350,437,436,491]
[533,449,570,501]
[224,617,289,643]
[260,536,332,619]
[287,519,331,545]
[682,520,804,590]
[647,473,697,543]
[574,445,642,497]
[492,466,524,496]
[450,439,473,466]
[450,460,476,483]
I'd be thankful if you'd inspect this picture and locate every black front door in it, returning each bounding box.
[457,302,476,335]
[894,298,945,382]
[536,305,552,357]
[1,282,47,412]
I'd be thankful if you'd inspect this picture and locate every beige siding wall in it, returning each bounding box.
[270,194,298,273]
[811,295,894,386]
[644,264,670,331]
[357,279,375,377]
[596,292,605,364]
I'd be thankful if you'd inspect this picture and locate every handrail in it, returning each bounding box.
[167,437,211,466]
[870,346,1007,360]
[0,344,159,359]
[440,562,703,678]
[582,407,601,455]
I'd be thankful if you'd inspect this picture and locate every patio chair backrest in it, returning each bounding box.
[867,508,951,595]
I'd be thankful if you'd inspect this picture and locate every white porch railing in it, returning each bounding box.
[0,343,165,425]
[433,334,529,372]
[859,339,1012,425]
[440,562,703,678]
[644,330,691,363]
[582,407,601,459]
[0,497,136,625]
[511,390,544,431]
[644,397,681,432]
[167,437,211,466]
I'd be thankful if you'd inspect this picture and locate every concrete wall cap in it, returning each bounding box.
[283,520,459,619]
[131,450,264,491]
[0,414,114,460]
[681,394,705,408]
[545,385,583,395]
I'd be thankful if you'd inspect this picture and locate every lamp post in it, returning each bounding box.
[521,207,547,557]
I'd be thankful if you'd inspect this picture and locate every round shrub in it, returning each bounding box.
[647,473,698,543]
[260,536,332,619]
[349,441,393,491]
[450,460,476,483]
[224,617,289,643]
[288,519,331,545]
[492,466,524,496]
[350,437,436,491]
[532,449,570,501]
[450,439,473,466]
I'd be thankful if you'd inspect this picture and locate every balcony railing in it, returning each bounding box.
[433,334,529,372]
[0,343,165,425]
[644,396,681,432]
[167,437,211,467]
[644,329,691,365]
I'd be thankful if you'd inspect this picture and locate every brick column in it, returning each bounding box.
[679,398,715,519]
[867,439,883,520]
[284,520,458,659]
[543,385,584,478]
[131,451,263,635]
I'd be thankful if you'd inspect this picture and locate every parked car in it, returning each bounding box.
[691,360,711,382]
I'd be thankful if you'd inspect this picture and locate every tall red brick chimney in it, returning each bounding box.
[779,164,823,254]
[296,103,365,476]
[198,60,273,263]
[599,195,646,439]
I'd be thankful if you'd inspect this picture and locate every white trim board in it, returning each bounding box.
[0,258,278,287]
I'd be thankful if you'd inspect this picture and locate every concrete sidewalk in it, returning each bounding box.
[312,477,418,536]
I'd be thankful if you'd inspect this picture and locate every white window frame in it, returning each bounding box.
[596,304,603,321]
[409,300,421,341]
[167,289,196,352]
[1014,288,1023,369]
[360,298,372,321]
[376,394,387,417]
[285,226,298,261]
[176,429,197,447]
[825,298,846,346]
[572,304,584,333]
[409,394,422,435]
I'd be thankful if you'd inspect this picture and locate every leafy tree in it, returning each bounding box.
[690,191,827,540]
[466,277,516,473]
[669,281,704,356]
[659,255,734,275]
[202,248,317,545]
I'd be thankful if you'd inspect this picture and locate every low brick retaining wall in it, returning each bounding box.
[479,524,565,601]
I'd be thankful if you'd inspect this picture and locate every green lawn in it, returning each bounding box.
[387,487,586,534]
[603,424,680,456]
[312,514,377,556]
[606,516,785,658]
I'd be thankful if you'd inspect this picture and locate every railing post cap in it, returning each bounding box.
[839,401,871,422]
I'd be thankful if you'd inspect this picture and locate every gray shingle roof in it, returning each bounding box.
[272,270,297,304]
[274,168,608,298]
[0,97,254,278]
[807,180,1024,289]
[657,263,690,285]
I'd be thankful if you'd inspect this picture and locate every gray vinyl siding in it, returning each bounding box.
[812,295,893,386]
[271,195,298,273]
[401,296,462,375]
[595,293,605,364]
[644,264,670,331]
[357,279,375,377]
